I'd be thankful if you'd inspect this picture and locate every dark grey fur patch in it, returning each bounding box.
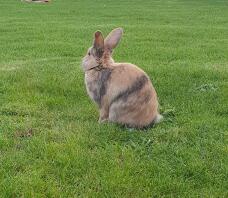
[100,69,112,98]
[96,48,104,58]
[89,68,112,106]
[111,75,149,105]
[91,47,104,58]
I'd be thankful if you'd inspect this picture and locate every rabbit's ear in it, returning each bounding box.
[93,31,104,57]
[104,28,123,50]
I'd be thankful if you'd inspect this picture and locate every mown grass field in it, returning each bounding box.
[0,0,228,197]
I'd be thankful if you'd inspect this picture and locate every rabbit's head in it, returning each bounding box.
[82,28,123,71]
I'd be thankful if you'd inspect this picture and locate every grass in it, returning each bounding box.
[0,0,228,197]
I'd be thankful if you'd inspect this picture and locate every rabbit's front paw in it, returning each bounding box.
[98,117,109,124]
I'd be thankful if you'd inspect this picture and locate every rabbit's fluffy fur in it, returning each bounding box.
[82,28,163,128]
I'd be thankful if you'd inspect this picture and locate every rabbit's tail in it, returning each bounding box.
[153,114,163,124]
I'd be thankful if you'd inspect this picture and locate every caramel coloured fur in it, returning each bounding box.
[82,28,163,128]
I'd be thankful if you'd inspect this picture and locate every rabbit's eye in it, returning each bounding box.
[88,52,91,56]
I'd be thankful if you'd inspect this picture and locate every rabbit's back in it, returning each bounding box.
[107,63,159,127]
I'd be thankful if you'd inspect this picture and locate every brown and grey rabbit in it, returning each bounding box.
[82,28,163,128]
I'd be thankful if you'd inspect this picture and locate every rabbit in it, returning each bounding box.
[24,0,50,3]
[82,28,163,128]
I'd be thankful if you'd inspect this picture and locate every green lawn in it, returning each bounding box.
[0,0,228,197]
